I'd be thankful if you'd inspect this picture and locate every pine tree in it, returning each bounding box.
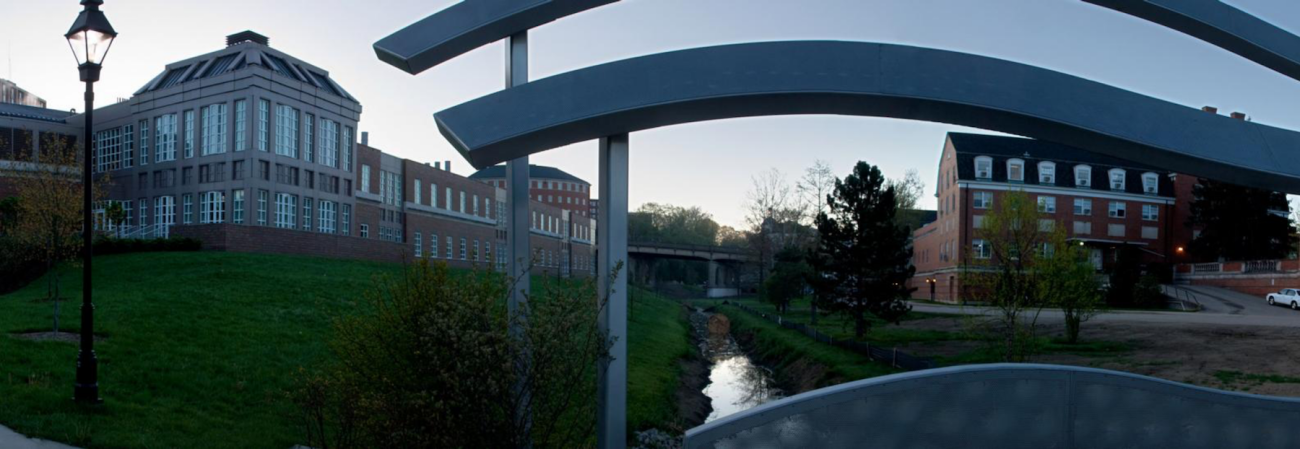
[810,161,914,338]
[1188,179,1296,260]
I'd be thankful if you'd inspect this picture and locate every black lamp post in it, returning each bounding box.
[66,0,116,404]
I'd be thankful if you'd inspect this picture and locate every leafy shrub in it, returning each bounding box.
[1133,274,1166,309]
[293,261,612,449]
[0,236,46,294]
[92,236,202,255]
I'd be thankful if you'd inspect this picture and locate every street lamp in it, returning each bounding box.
[66,0,116,404]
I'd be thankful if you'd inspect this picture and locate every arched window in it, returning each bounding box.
[1108,168,1126,191]
[1075,165,1092,188]
[1038,161,1056,185]
[1007,158,1025,182]
[974,156,993,179]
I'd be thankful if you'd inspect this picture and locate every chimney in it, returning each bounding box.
[445,160,452,172]
[1230,112,1247,120]
[1201,106,1218,114]
[434,162,441,170]
[361,131,369,146]
[226,31,270,47]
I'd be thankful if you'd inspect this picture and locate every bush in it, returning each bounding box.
[0,236,46,294]
[1133,274,1166,309]
[93,236,202,255]
[293,260,612,449]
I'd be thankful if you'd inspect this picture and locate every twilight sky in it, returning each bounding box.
[3,0,1300,228]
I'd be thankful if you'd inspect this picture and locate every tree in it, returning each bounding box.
[628,203,723,285]
[5,139,108,333]
[796,160,837,226]
[887,168,926,212]
[1187,179,1296,260]
[745,168,806,288]
[761,246,811,313]
[961,190,1050,361]
[811,161,915,338]
[1037,229,1102,344]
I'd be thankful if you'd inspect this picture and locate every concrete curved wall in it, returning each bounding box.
[435,41,1300,193]
[685,363,1300,449]
[1085,0,1300,82]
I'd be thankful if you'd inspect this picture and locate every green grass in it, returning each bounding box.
[1215,370,1300,387]
[717,297,961,346]
[0,252,695,448]
[716,304,897,386]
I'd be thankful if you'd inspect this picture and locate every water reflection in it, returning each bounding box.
[694,309,784,422]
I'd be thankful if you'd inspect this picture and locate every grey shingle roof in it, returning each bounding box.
[468,164,588,185]
[0,103,74,123]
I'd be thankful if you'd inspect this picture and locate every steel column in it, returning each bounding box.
[505,30,533,444]
[596,134,629,449]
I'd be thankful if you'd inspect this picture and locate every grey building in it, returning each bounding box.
[0,78,48,108]
[89,31,362,236]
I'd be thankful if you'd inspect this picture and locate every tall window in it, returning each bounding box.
[318,201,337,233]
[139,119,150,165]
[361,165,371,193]
[234,99,247,152]
[446,235,453,259]
[1142,172,1159,195]
[155,114,177,162]
[183,110,195,159]
[1142,204,1159,221]
[94,127,124,172]
[473,240,480,261]
[460,191,466,213]
[1037,196,1056,213]
[302,198,313,231]
[200,191,225,224]
[182,193,193,224]
[275,104,298,157]
[257,99,270,152]
[123,124,134,168]
[973,239,990,259]
[257,190,269,226]
[340,203,351,235]
[1007,158,1024,182]
[233,190,245,224]
[1108,201,1126,218]
[1073,198,1092,215]
[320,118,338,168]
[430,234,439,259]
[1038,161,1055,184]
[275,193,297,228]
[342,126,354,172]
[203,103,228,155]
[1075,165,1091,188]
[445,188,452,210]
[1109,168,1126,191]
[974,156,992,179]
[459,238,467,260]
[154,195,175,227]
[973,191,992,209]
[414,179,422,205]
[303,113,314,162]
[414,232,423,257]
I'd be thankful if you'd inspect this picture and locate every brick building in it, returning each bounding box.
[469,164,592,217]
[911,132,1185,303]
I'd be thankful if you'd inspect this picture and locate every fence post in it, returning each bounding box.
[892,348,898,368]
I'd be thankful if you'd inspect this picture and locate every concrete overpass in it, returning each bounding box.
[627,241,755,298]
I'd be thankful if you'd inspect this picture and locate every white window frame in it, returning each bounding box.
[1038,161,1055,184]
[974,156,993,179]
[1108,168,1126,191]
[1073,198,1092,216]
[1142,172,1159,195]
[414,232,423,258]
[1142,204,1159,221]
[1075,165,1091,188]
[203,103,228,155]
[1037,196,1056,213]
[973,239,991,259]
[1108,201,1126,218]
[1007,158,1025,182]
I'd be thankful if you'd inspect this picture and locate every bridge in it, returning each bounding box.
[627,241,755,298]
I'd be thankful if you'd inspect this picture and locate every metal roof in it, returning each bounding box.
[468,163,588,184]
[0,103,75,123]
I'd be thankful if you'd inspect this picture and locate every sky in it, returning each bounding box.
[3,0,1300,228]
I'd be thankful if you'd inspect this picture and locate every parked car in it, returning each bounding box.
[1266,289,1300,310]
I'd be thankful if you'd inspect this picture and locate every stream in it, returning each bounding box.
[690,307,785,422]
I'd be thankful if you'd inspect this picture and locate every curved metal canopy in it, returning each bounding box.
[1084,0,1300,82]
[374,0,618,75]
[435,41,1300,192]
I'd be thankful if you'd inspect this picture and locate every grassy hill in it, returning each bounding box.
[0,252,692,448]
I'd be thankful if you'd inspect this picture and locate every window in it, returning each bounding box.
[259,160,270,181]
[361,165,370,193]
[139,119,150,165]
[257,99,270,152]
[1108,201,1126,218]
[446,235,454,259]
[1075,165,1091,188]
[1037,196,1056,213]
[203,103,228,155]
[415,232,423,257]
[342,126,354,172]
[1073,221,1091,235]
[1142,226,1159,239]
[93,127,124,172]
[232,190,244,224]
[154,196,175,227]
[123,201,132,227]
[1038,161,1055,184]
[182,194,193,224]
[360,224,369,238]
[341,203,351,235]
[484,242,491,263]
[459,238,467,260]
[257,190,269,226]
[973,239,990,259]
[1073,198,1092,215]
[1038,219,1055,232]
[1142,172,1159,195]
[318,200,337,233]
[1109,168,1126,191]
[414,179,422,205]
[319,118,338,168]
[473,240,480,261]
[303,113,314,162]
[183,110,195,158]
[975,156,992,179]
[200,191,225,224]
[472,194,479,215]
[275,193,297,229]
[1108,223,1125,237]
[430,234,439,258]
[970,191,991,209]
[460,191,466,213]
[302,197,313,231]
[1007,158,1024,182]
[155,114,177,162]
[275,104,298,157]
[232,160,245,180]
[1142,204,1159,221]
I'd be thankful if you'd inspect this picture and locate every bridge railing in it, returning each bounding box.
[685,363,1300,449]
[628,240,750,256]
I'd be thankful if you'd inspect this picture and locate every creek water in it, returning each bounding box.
[691,308,785,423]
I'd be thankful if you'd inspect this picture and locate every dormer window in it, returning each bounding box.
[1142,172,1159,195]
[1038,161,1055,185]
[1007,158,1025,182]
[1075,165,1092,188]
[975,156,992,180]
[1109,168,1126,191]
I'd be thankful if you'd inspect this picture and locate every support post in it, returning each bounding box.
[597,134,629,449]
[505,31,532,445]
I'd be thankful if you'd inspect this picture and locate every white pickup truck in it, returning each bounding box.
[1266,289,1300,310]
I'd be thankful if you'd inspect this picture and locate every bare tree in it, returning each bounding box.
[796,160,837,225]
[744,168,805,288]
[887,168,926,211]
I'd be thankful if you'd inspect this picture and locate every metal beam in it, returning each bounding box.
[374,0,619,75]
[435,41,1300,193]
[596,133,629,449]
[1084,0,1300,83]
[505,30,533,445]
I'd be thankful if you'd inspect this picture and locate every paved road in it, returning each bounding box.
[910,284,1300,328]
[0,425,78,449]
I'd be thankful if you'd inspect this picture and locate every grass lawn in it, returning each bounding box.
[714,303,897,386]
[0,252,693,448]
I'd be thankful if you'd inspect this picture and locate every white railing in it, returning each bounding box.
[1191,263,1221,273]
[113,223,171,240]
[1244,260,1282,273]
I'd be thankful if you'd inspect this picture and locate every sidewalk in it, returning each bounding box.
[0,424,79,449]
